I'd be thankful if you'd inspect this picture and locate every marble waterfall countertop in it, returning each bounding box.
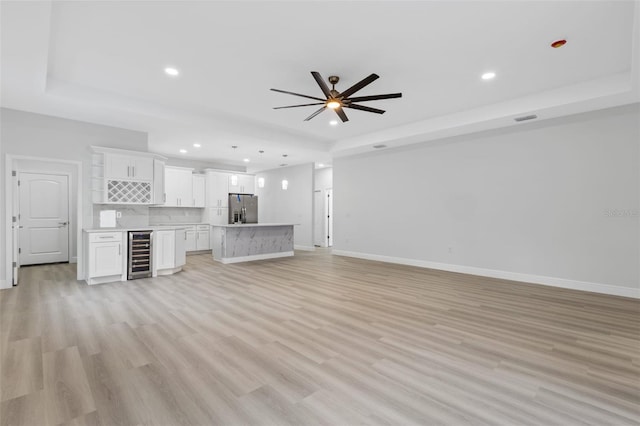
[211,223,295,263]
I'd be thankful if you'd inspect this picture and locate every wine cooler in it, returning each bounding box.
[128,230,153,279]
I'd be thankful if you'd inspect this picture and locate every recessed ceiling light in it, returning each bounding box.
[329,120,338,126]
[179,149,187,154]
[243,158,250,162]
[193,143,201,148]
[481,72,496,80]
[259,150,264,154]
[282,154,288,157]
[164,67,179,77]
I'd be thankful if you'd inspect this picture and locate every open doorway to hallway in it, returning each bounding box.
[313,165,333,248]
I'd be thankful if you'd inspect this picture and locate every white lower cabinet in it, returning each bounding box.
[196,225,210,250]
[184,225,210,252]
[155,229,186,275]
[185,227,197,252]
[86,231,124,284]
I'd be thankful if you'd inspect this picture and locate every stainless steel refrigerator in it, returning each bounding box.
[228,193,258,224]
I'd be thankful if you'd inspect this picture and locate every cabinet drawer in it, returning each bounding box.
[197,225,210,231]
[89,232,123,242]
[186,225,197,231]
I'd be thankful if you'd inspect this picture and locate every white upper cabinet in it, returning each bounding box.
[153,159,165,204]
[105,154,154,181]
[206,171,230,208]
[192,175,206,208]
[92,147,166,205]
[164,167,193,207]
[228,173,255,194]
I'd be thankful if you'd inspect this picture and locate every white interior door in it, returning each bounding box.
[12,171,19,284]
[19,172,70,265]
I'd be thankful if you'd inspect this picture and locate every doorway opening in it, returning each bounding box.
[313,165,333,248]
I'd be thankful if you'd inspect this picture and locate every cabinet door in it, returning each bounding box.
[131,157,154,181]
[153,159,165,204]
[176,170,193,207]
[208,207,228,225]
[175,229,186,267]
[216,173,230,207]
[163,168,181,206]
[155,230,175,269]
[239,175,255,194]
[89,241,122,277]
[228,174,241,194]
[196,229,210,250]
[104,154,132,180]
[192,175,206,207]
[185,229,197,252]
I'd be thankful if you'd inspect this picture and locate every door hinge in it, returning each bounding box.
[12,216,16,223]
[12,170,17,177]
[17,180,20,186]
[12,262,17,267]
[18,248,21,254]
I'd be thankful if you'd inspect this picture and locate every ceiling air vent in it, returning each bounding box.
[373,144,387,149]
[514,114,538,122]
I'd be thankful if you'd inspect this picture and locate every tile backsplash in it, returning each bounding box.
[93,205,149,228]
[149,207,204,225]
[92,205,205,228]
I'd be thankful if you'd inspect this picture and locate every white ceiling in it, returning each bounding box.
[2,1,639,172]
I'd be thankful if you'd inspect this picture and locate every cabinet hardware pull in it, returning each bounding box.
[118,243,121,255]
[132,166,135,177]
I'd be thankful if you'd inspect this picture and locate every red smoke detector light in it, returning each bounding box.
[551,39,567,49]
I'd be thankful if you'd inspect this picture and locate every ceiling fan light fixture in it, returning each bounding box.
[326,99,341,109]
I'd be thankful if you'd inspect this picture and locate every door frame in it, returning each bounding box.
[4,155,83,286]
[18,170,72,266]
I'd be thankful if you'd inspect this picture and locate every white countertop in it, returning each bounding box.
[83,225,191,233]
[212,223,297,228]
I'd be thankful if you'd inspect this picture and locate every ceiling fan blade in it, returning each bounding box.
[346,93,403,102]
[334,107,349,122]
[274,102,325,109]
[304,106,327,121]
[271,88,325,102]
[344,104,385,114]
[311,71,331,98]
[339,73,379,99]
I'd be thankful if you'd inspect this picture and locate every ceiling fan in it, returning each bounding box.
[271,72,402,122]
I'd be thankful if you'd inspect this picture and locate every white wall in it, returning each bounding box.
[314,166,333,191]
[255,163,314,249]
[1,108,148,284]
[333,104,640,297]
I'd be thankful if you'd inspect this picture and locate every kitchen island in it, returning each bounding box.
[211,223,295,263]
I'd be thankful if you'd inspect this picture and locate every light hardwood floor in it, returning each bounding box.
[1,251,638,425]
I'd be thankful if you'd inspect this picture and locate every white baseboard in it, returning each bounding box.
[294,245,316,251]
[0,279,10,290]
[332,250,639,299]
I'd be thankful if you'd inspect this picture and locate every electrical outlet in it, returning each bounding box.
[116,211,122,218]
